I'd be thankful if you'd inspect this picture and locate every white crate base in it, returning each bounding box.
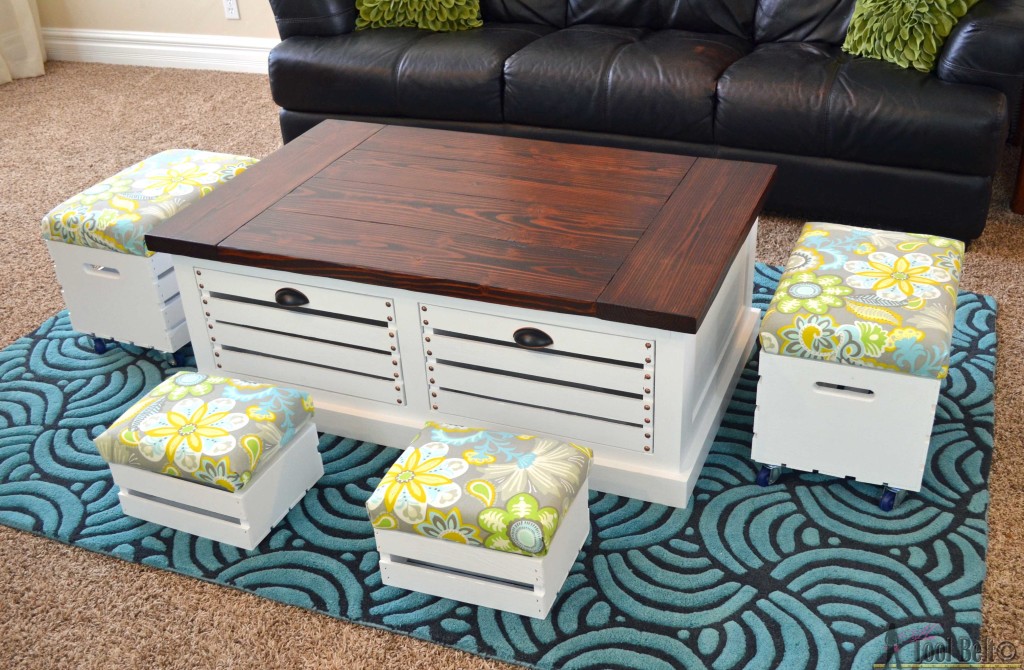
[375,480,590,619]
[109,421,323,549]
[751,352,941,491]
[45,241,190,354]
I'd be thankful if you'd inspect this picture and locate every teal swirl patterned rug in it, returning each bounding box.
[0,264,995,669]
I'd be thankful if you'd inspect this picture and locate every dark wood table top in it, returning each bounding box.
[147,121,775,334]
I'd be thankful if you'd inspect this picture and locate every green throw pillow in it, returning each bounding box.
[356,0,482,31]
[842,0,979,73]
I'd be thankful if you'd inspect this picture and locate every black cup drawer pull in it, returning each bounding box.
[275,287,310,307]
[513,327,554,349]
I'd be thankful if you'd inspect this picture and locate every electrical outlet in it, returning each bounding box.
[223,0,240,20]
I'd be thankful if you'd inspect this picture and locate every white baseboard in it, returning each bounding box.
[42,28,279,74]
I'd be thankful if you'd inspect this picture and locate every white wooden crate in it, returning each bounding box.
[109,421,324,549]
[173,223,761,509]
[751,352,940,491]
[375,480,590,619]
[46,241,189,354]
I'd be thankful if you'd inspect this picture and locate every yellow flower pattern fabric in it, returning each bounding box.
[760,222,964,379]
[42,150,258,256]
[366,422,592,556]
[94,372,315,492]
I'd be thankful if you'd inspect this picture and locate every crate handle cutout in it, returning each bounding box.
[82,263,120,279]
[814,381,875,400]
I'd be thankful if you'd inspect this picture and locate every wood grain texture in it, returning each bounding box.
[598,159,776,333]
[145,120,385,258]
[360,125,693,197]
[150,120,777,333]
[272,179,647,255]
[218,210,621,314]
[320,149,668,221]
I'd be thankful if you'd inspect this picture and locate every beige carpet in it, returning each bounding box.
[0,61,1021,668]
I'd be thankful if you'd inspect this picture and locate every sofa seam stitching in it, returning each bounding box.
[823,55,845,158]
[939,58,1024,79]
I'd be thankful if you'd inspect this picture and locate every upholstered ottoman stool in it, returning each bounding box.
[42,150,258,358]
[94,372,322,548]
[368,422,592,619]
[752,222,964,510]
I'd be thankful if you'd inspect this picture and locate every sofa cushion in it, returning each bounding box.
[568,0,756,39]
[754,0,855,44]
[505,26,750,143]
[268,24,553,122]
[94,372,316,493]
[716,42,1007,176]
[481,0,566,27]
[42,150,257,256]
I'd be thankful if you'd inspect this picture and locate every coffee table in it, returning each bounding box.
[147,121,775,508]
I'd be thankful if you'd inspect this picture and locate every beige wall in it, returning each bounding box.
[39,0,279,39]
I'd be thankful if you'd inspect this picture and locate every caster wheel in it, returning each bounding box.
[171,351,189,367]
[93,338,107,354]
[756,465,783,487]
[879,487,907,512]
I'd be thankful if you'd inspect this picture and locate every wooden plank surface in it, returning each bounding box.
[218,210,622,314]
[361,125,694,197]
[321,149,669,221]
[598,159,776,333]
[271,179,646,255]
[145,120,384,258]
[150,120,777,333]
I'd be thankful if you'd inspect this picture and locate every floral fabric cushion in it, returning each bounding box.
[759,222,964,379]
[42,150,258,256]
[367,422,592,557]
[94,372,315,492]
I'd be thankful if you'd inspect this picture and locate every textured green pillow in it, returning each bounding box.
[842,0,979,73]
[356,0,482,31]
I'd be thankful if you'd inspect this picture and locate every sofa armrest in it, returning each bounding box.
[268,0,357,39]
[938,0,1024,141]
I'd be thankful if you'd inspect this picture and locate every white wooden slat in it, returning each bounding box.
[433,363,645,425]
[206,297,393,351]
[216,348,402,404]
[428,334,644,394]
[157,263,179,298]
[200,267,394,321]
[380,560,549,617]
[159,294,185,329]
[377,530,543,586]
[211,322,396,379]
[119,493,254,547]
[434,388,646,451]
[46,241,188,352]
[752,352,938,491]
[112,423,324,550]
[375,483,589,618]
[423,304,650,364]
